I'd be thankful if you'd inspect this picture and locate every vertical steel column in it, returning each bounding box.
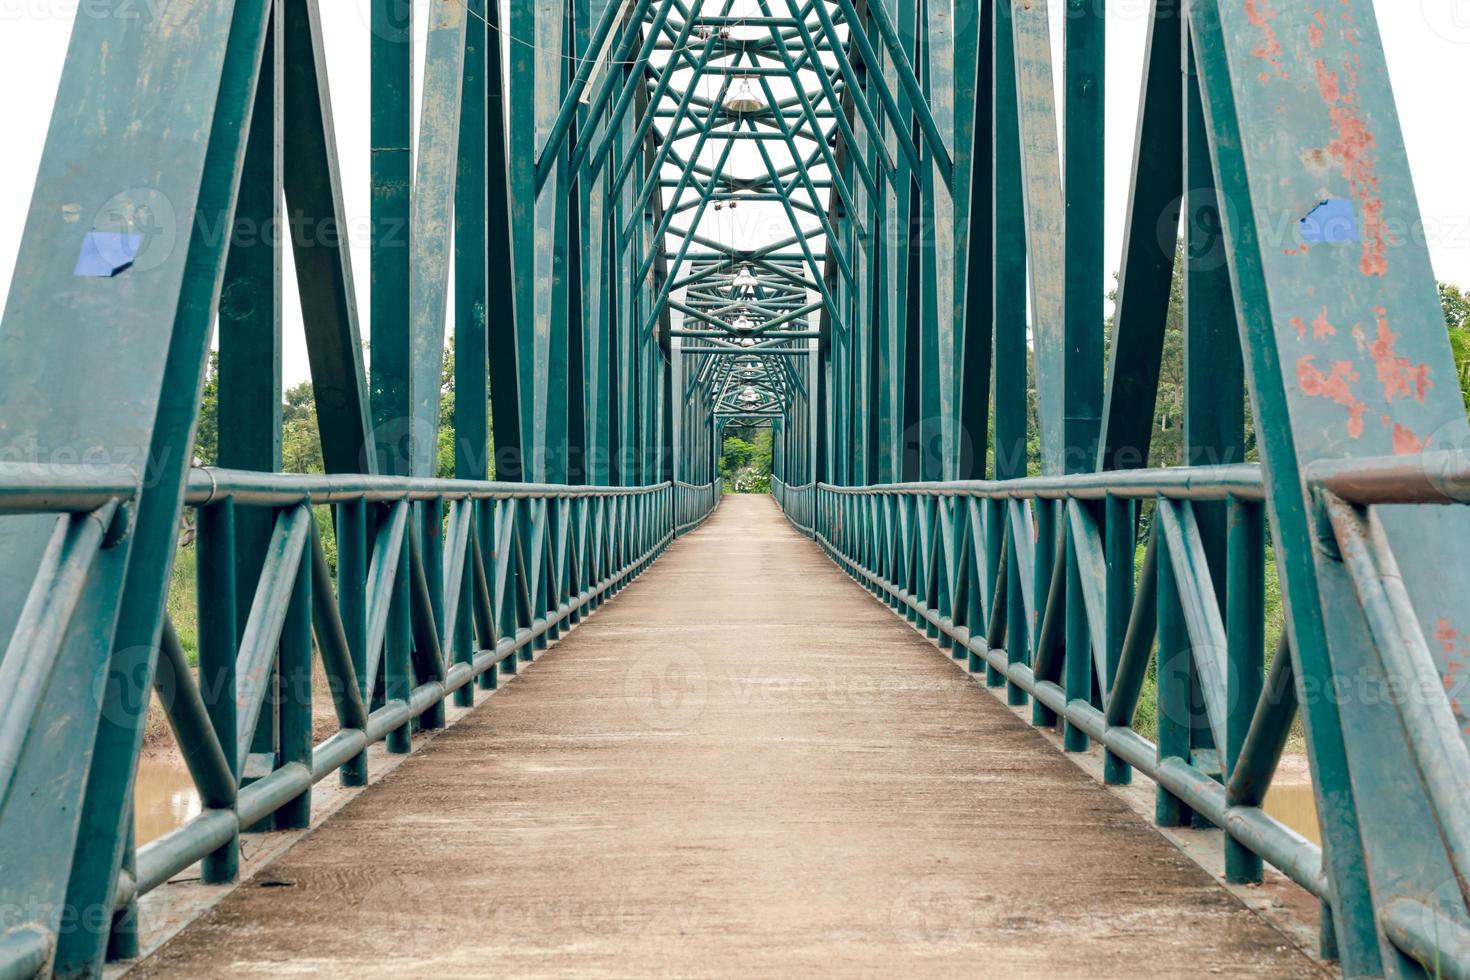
[486,0,523,482]
[1061,0,1104,475]
[957,1,993,482]
[371,0,414,476]
[457,0,490,483]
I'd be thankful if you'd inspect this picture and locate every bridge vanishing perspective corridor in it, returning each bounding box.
[3,0,1470,977]
[131,497,1319,977]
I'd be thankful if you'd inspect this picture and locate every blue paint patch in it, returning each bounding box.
[1299,198,1358,244]
[73,231,142,277]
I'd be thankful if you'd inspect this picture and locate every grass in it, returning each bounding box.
[166,545,200,666]
[1122,520,1303,754]
[163,502,338,670]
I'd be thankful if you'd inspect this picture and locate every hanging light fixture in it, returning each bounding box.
[740,386,759,403]
[732,312,755,333]
[732,264,758,291]
[739,337,755,348]
[724,76,764,115]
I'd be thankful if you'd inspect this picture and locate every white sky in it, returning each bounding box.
[1,1,1468,388]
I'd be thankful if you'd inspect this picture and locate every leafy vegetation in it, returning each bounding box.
[719,426,773,493]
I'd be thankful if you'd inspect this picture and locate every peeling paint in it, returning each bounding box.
[1437,619,1459,654]
[1433,621,1468,730]
[1296,355,1365,438]
[1312,308,1337,339]
[1367,307,1431,402]
[1245,0,1288,81]
[1390,422,1426,455]
[1312,52,1388,277]
[1307,10,1328,50]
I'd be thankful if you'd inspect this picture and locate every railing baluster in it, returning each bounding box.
[421,498,446,729]
[1225,495,1264,883]
[469,504,500,691]
[337,496,369,785]
[449,501,477,707]
[1063,505,1089,752]
[196,499,240,881]
[1032,500,1059,728]
[386,525,413,754]
[1102,495,1133,785]
[1004,502,1029,707]
[982,498,1004,688]
[1156,519,1192,828]
[277,532,312,829]
[407,519,448,731]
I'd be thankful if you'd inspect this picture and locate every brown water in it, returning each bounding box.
[1262,781,1322,845]
[134,754,201,846]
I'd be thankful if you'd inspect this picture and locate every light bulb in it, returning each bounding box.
[724,77,764,115]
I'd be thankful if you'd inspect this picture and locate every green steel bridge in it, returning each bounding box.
[0,0,1468,976]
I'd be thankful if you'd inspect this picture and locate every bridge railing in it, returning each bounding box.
[769,476,814,535]
[784,458,1470,968]
[785,466,1332,915]
[674,479,722,535]
[1304,451,1470,967]
[0,465,718,969]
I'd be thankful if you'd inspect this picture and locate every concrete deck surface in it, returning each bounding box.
[133,495,1322,978]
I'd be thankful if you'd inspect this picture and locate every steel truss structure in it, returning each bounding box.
[773,3,1470,977]
[0,0,1468,977]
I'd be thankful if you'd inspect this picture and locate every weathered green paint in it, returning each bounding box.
[370,0,414,477]
[4,2,1469,975]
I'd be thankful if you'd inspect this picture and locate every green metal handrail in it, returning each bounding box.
[674,478,723,535]
[782,466,1324,905]
[780,456,1470,970]
[770,475,814,535]
[121,471,719,909]
[0,466,718,974]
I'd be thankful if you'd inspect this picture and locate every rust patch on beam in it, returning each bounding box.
[1312,13,1388,278]
[1296,355,1366,438]
[1363,306,1431,403]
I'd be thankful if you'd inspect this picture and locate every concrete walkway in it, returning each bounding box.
[134,496,1321,978]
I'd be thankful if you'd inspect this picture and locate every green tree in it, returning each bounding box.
[720,425,772,493]
[1441,281,1470,411]
[720,436,756,475]
[281,380,325,474]
[194,350,220,465]
[438,342,456,478]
